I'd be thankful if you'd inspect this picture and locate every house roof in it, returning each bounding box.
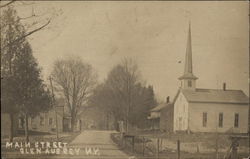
[150,103,167,112]
[182,88,249,104]
[150,89,181,112]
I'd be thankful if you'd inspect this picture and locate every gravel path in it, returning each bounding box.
[65,130,131,159]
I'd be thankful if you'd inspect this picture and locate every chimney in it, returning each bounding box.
[223,83,226,91]
[166,96,170,103]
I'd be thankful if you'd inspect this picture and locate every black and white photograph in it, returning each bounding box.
[1,1,249,159]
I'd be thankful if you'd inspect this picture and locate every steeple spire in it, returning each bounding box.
[178,22,198,90]
[179,22,198,80]
[185,22,193,75]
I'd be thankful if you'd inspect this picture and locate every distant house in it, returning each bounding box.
[17,99,65,133]
[17,98,82,133]
[150,96,175,133]
[160,24,249,134]
[148,97,170,130]
[1,107,65,138]
[160,100,175,133]
[18,106,64,133]
[148,107,160,130]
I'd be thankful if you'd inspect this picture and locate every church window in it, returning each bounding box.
[188,80,192,87]
[49,118,53,126]
[202,112,207,127]
[218,113,223,128]
[40,116,44,126]
[234,113,239,128]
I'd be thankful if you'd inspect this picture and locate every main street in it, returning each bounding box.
[64,130,131,159]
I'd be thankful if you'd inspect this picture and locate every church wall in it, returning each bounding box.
[173,92,189,132]
[189,102,249,133]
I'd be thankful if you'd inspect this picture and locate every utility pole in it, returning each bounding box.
[248,95,250,155]
[49,76,59,141]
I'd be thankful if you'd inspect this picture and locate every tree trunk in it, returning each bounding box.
[24,114,29,142]
[71,116,76,132]
[9,113,14,142]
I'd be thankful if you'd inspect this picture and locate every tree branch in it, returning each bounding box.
[2,19,51,50]
[0,0,16,8]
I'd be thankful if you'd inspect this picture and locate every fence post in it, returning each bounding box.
[157,138,160,159]
[215,133,218,159]
[160,138,162,152]
[132,136,135,154]
[231,138,239,159]
[177,139,180,159]
[124,136,126,148]
[121,133,124,148]
[142,137,145,156]
[197,143,200,153]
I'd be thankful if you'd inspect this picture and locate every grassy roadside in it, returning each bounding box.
[110,132,249,159]
[2,131,80,144]
[1,131,81,159]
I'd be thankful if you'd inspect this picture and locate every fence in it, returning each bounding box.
[111,132,249,159]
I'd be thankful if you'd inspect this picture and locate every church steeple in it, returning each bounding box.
[178,23,198,90]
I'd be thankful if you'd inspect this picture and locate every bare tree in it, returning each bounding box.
[90,58,157,132]
[51,57,97,132]
[105,58,140,132]
[0,1,62,51]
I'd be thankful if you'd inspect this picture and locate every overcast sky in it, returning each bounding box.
[17,1,249,101]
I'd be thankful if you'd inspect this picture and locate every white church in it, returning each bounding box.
[156,24,249,134]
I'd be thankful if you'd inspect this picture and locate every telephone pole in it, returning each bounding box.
[49,76,59,141]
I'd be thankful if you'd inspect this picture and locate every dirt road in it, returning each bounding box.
[65,130,131,159]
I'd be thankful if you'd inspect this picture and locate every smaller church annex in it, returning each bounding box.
[151,24,249,134]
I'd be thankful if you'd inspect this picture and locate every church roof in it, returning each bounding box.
[182,88,249,104]
[178,73,198,80]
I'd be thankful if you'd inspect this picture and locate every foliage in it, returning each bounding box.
[15,43,52,116]
[1,6,52,115]
[1,7,26,115]
[1,7,52,142]
[90,58,157,130]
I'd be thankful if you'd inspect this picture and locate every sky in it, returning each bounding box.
[15,1,249,101]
